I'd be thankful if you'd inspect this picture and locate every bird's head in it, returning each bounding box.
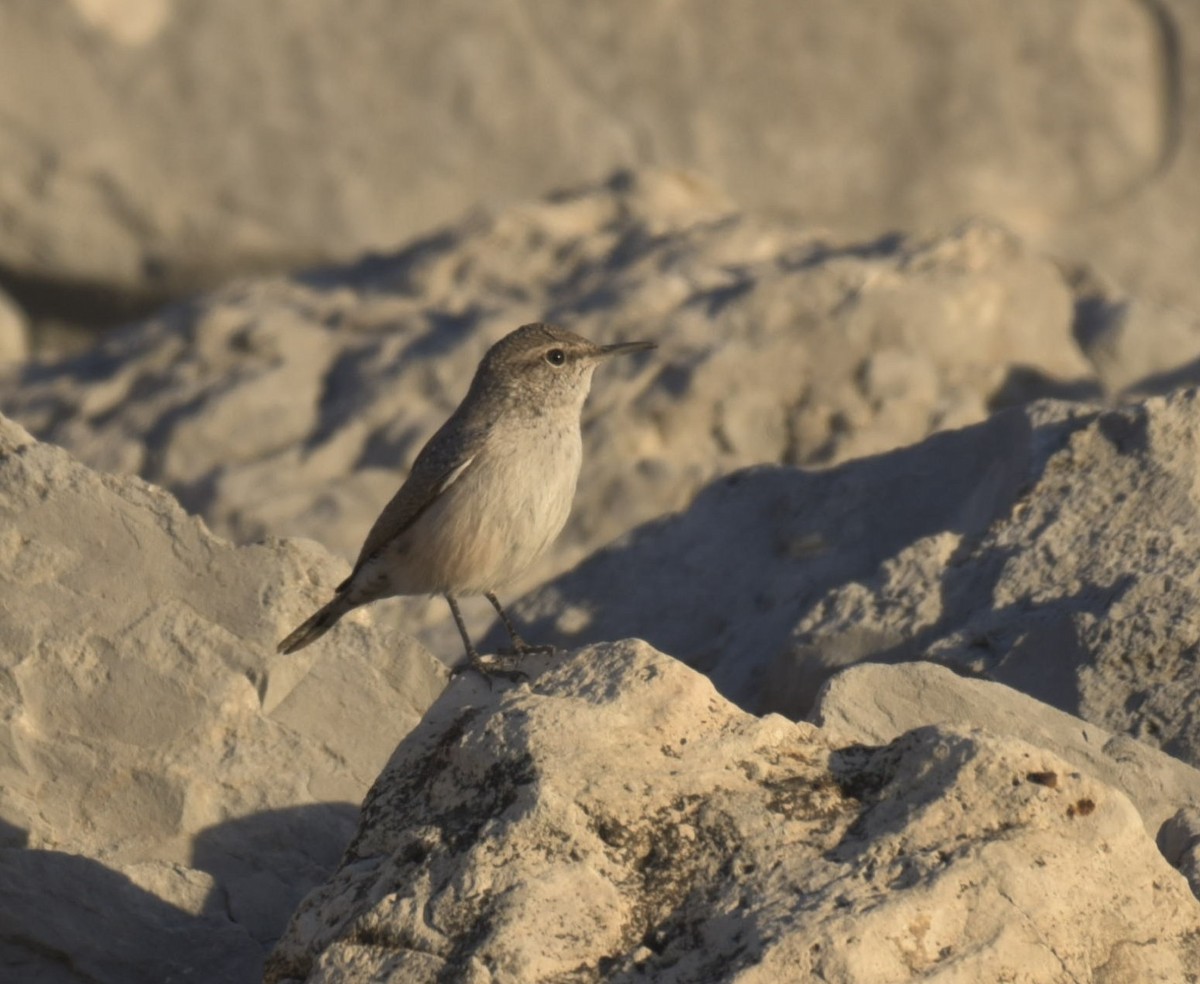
[476,323,655,413]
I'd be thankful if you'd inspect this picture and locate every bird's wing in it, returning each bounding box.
[338,409,493,591]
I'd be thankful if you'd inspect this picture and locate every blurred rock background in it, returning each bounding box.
[6,3,1200,982]
[2,0,1199,353]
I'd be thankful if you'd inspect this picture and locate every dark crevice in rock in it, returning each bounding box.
[0,265,177,348]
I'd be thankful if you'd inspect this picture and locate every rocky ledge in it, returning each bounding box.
[266,641,1200,984]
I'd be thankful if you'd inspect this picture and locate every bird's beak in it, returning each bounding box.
[599,339,657,358]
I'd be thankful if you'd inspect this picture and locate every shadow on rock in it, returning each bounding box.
[0,803,360,984]
[1126,353,1200,398]
[504,404,1100,717]
[0,847,262,984]
[825,728,978,862]
[191,802,360,946]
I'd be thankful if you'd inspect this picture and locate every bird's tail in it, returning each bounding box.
[277,595,355,655]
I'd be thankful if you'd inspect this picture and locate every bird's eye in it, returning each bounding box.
[545,348,566,366]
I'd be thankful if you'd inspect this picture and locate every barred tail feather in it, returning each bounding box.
[277,596,354,655]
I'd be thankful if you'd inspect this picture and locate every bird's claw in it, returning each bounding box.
[454,655,530,686]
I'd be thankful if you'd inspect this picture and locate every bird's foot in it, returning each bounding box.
[457,654,530,684]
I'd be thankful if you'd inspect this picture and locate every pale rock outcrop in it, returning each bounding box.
[1071,267,1200,395]
[0,287,28,363]
[811,660,1200,841]
[511,388,1200,774]
[0,414,447,981]
[266,641,1200,984]
[0,173,1095,654]
[0,0,1195,323]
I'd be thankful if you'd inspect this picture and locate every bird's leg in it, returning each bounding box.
[486,592,555,656]
[445,593,479,660]
[446,593,525,682]
[445,593,489,679]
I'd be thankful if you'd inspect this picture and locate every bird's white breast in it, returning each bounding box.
[392,413,584,594]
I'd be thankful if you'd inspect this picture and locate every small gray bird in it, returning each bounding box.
[277,322,655,669]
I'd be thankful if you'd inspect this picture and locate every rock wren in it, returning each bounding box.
[277,322,655,669]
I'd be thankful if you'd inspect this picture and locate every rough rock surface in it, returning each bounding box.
[1,0,1197,323]
[0,414,447,982]
[811,661,1200,840]
[266,641,1200,984]
[511,388,1200,772]
[0,173,1098,653]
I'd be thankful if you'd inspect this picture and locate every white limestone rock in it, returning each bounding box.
[811,660,1200,841]
[0,0,1190,322]
[512,389,1200,776]
[0,413,448,981]
[0,175,1095,656]
[266,641,1200,983]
